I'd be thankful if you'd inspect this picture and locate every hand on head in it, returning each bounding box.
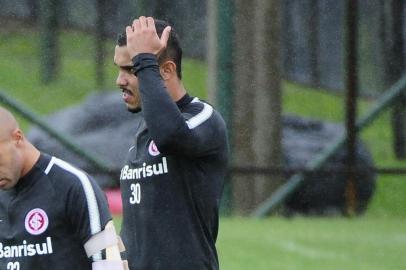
[125,16,172,59]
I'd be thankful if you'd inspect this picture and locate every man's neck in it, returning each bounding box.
[21,144,41,177]
[168,80,187,102]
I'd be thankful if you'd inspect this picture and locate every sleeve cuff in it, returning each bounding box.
[131,53,159,76]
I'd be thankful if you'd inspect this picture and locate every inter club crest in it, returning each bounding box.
[25,208,49,235]
[148,140,160,156]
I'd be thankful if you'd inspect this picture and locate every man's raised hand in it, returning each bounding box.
[125,16,171,59]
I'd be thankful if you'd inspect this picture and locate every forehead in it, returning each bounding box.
[0,110,17,142]
[114,46,132,67]
[0,129,11,145]
[0,127,12,143]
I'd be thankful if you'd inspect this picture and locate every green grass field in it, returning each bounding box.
[2,26,406,269]
[112,216,406,270]
[218,217,406,270]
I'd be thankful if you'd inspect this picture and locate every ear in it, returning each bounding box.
[159,60,177,81]
[11,129,24,146]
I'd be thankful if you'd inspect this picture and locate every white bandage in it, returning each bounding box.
[84,220,127,269]
[117,235,126,253]
[84,226,118,257]
[92,260,129,270]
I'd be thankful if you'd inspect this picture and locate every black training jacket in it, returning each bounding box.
[119,53,229,270]
[0,153,111,270]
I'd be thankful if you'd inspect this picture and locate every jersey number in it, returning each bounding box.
[7,262,20,270]
[130,183,141,204]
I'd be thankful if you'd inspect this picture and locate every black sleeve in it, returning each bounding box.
[66,174,112,245]
[133,53,227,157]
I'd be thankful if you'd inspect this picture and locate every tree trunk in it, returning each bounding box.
[232,0,257,215]
[379,0,406,159]
[309,0,320,86]
[232,0,283,215]
[95,0,107,90]
[207,0,234,215]
[39,0,60,84]
[383,0,406,159]
[344,0,359,216]
[252,0,283,206]
[207,0,218,105]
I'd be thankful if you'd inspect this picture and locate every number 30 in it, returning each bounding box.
[7,262,20,270]
[130,183,141,204]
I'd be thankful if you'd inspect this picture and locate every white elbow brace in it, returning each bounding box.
[91,260,129,270]
[84,223,128,270]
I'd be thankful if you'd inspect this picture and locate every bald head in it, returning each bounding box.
[0,107,41,189]
[0,107,19,141]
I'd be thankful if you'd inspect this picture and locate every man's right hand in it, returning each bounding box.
[125,16,171,59]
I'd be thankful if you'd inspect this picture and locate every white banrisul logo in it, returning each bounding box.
[25,208,49,235]
[120,157,169,181]
[148,140,160,156]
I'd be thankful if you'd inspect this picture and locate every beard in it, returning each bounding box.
[121,88,141,113]
[127,107,141,113]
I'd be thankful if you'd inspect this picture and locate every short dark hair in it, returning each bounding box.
[117,19,183,79]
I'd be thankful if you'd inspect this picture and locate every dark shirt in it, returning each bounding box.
[0,153,112,270]
[120,54,229,270]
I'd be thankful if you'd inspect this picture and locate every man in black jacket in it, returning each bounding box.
[0,107,127,270]
[114,17,229,270]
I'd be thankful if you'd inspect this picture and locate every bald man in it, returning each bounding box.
[0,107,127,270]
[0,107,40,190]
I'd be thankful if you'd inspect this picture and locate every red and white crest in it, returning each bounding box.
[25,208,49,235]
[148,140,160,156]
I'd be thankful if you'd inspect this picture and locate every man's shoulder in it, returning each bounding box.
[182,97,206,117]
[182,98,224,124]
[44,156,95,190]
